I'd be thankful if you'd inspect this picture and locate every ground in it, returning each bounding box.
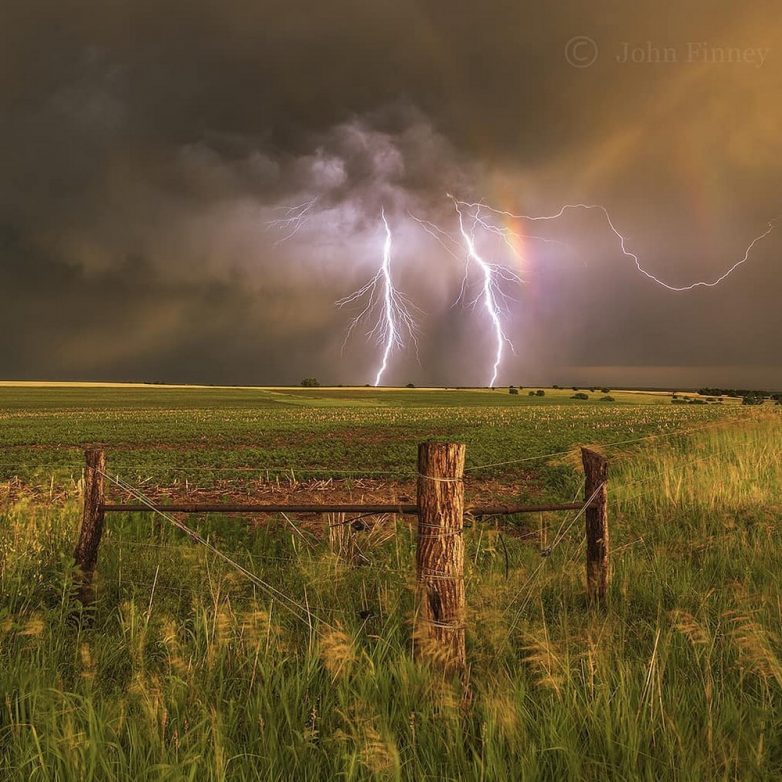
[0,383,780,780]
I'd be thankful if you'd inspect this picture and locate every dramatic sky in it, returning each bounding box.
[1,1,780,388]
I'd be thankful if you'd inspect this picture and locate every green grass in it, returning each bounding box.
[0,384,751,493]
[1,385,781,779]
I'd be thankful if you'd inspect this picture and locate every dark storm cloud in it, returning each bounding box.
[0,1,780,386]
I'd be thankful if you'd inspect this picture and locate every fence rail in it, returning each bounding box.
[98,501,588,515]
[73,442,610,671]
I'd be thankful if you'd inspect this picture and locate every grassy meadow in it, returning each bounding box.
[1,383,781,780]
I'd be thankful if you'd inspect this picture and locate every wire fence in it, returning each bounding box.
[7,412,776,659]
[88,459,606,641]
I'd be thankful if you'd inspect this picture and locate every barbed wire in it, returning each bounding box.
[106,537,302,564]
[98,469,335,631]
[464,414,759,473]
[501,482,604,637]
[114,578,371,618]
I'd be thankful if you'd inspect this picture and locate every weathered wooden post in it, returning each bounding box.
[415,442,466,672]
[581,447,610,602]
[73,448,106,606]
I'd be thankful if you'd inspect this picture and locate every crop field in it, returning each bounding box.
[1,384,781,780]
[0,383,745,485]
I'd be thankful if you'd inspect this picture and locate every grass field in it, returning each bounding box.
[1,384,781,780]
[0,383,748,489]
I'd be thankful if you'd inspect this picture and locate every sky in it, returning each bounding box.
[0,1,780,389]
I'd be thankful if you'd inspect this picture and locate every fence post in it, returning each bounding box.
[415,441,466,672]
[581,447,610,602]
[73,448,106,606]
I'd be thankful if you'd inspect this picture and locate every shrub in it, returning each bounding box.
[509,386,519,395]
[406,383,415,388]
[600,395,615,402]
[536,389,545,397]
[601,388,611,394]
[528,391,536,396]
[300,378,320,387]
[742,394,765,406]
[571,392,589,400]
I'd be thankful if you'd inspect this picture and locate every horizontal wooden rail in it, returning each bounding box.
[99,501,591,515]
[101,503,418,514]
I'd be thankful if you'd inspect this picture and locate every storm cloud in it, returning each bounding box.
[0,1,780,387]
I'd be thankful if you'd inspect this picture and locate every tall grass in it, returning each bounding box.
[1,416,781,779]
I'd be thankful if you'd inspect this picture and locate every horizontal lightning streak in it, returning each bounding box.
[455,199,779,292]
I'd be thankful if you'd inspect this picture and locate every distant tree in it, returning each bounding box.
[571,392,589,400]
[509,386,519,395]
[601,388,611,394]
[552,384,561,390]
[406,383,415,388]
[742,394,764,406]
[528,391,536,396]
[600,395,615,402]
[300,378,320,387]
[536,389,545,397]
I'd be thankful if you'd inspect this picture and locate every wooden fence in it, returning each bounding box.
[73,442,609,671]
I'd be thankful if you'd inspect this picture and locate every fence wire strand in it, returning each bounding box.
[98,470,335,631]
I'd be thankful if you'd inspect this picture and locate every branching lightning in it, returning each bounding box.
[267,190,777,388]
[266,197,319,245]
[337,208,417,386]
[450,196,523,387]
[415,195,777,386]
[456,199,779,292]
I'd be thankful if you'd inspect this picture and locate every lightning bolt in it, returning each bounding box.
[421,196,777,386]
[266,190,777,388]
[266,197,319,245]
[455,199,778,292]
[337,208,417,386]
[450,196,523,387]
